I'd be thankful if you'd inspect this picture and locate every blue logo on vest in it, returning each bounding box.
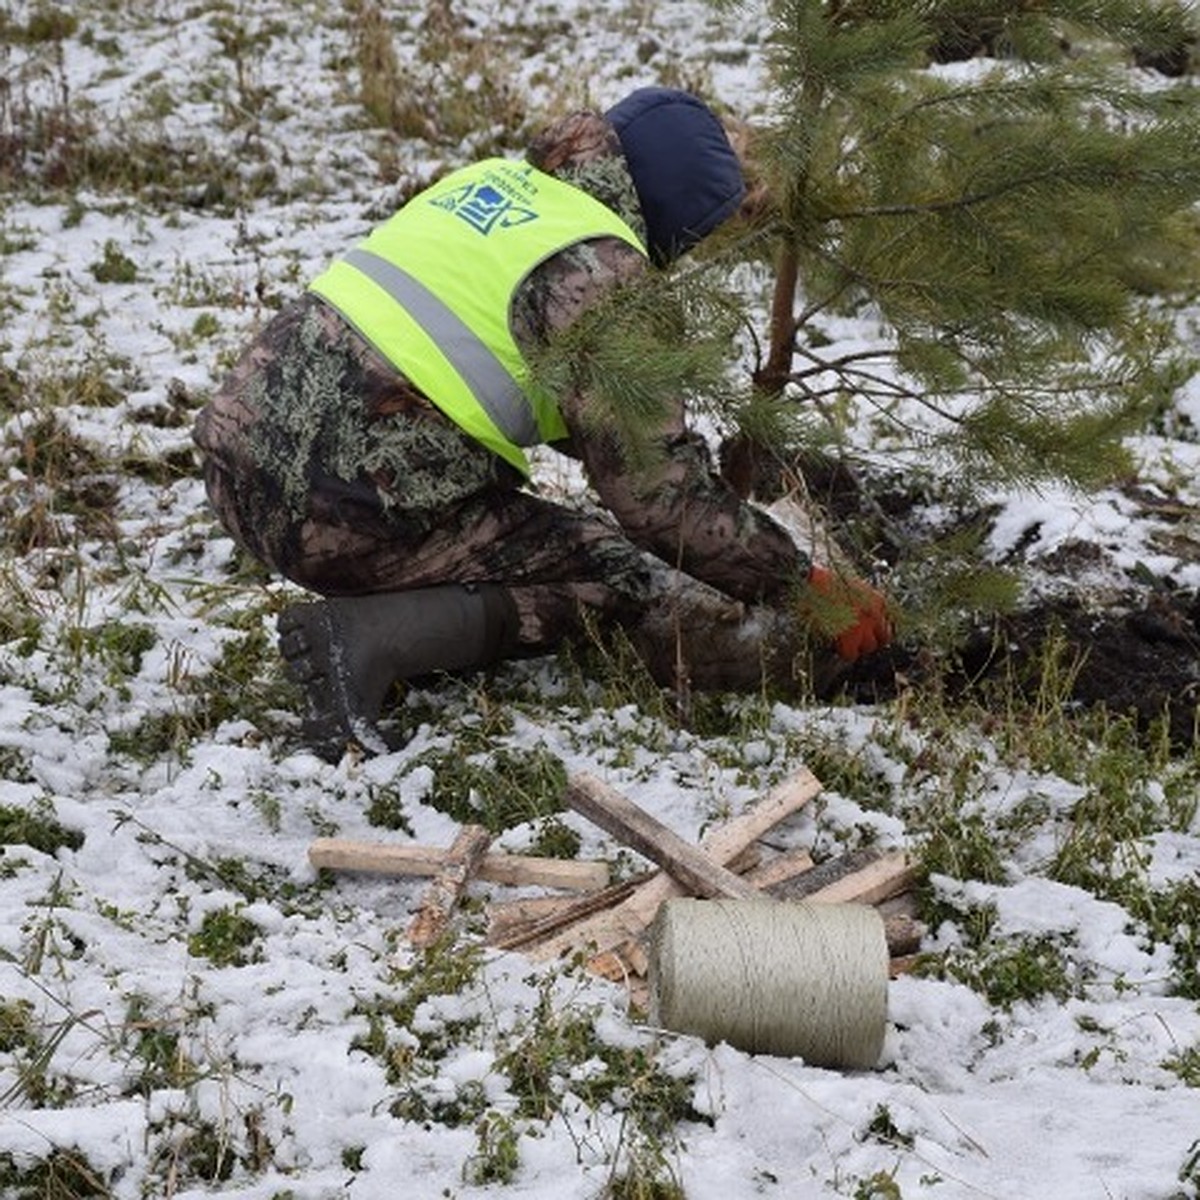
[432,181,538,235]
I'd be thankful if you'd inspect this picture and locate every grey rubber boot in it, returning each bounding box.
[277,583,520,760]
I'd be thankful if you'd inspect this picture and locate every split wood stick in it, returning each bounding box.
[694,768,821,859]
[308,837,609,892]
[487,895,578,939]
[407,825,492,949]
[727,844,763,875]
[524,767,822,963]
[743,845,815,891]
[800,850,916,907]
[566,774,761,901]
[486,875,650,952]
[881,913,924,959]
[763,846,882,901]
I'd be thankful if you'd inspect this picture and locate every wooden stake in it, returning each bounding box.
[566,774,760,901]
[486,875,651,952]
[309,837,609,892]
[486,895,580,941]
[799,850,916,907]
[743,845,815,890]
[524,767,822,964]
[407,825,492,949]
[763,846,881,900]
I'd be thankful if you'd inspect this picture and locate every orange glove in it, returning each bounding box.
[805,564,893,662]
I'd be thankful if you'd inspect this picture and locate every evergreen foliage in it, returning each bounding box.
[531,2,1200,495]
[719,0,1200,488]
[527,268,750,474]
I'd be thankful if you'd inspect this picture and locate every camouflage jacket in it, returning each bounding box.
[193,111,808,604]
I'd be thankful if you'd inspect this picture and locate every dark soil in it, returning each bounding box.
[842,591,1200,748]
[721,437,1200,749]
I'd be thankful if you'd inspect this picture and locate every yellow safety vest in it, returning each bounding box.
[310,158,647,475]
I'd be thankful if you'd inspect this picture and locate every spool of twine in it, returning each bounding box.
[648,898,889,1070]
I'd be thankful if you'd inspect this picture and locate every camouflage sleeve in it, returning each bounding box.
[561,388,810,604]
[519,111,810,603]
[516,240,808,603]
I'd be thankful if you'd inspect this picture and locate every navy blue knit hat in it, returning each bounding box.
[605,87,745,266]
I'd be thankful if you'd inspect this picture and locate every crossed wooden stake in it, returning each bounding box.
[308,767,921,985]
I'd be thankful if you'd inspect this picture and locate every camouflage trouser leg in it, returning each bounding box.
[207,458,815,694]
[195,296,826,695]
[204,470,826,703]
[291,483,824,696]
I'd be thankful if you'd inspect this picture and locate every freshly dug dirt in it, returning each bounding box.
[722,438,1200,748]
[843,590,1200,748]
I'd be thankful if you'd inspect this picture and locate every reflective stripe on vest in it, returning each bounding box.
[309,158,647,475]
[342,246,539,445]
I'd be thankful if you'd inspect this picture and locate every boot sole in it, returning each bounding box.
[277,602,392,761]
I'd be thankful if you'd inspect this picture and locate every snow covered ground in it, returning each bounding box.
[1,2,1198,1198]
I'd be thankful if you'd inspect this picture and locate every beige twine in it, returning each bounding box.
[648,898,889,1070]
